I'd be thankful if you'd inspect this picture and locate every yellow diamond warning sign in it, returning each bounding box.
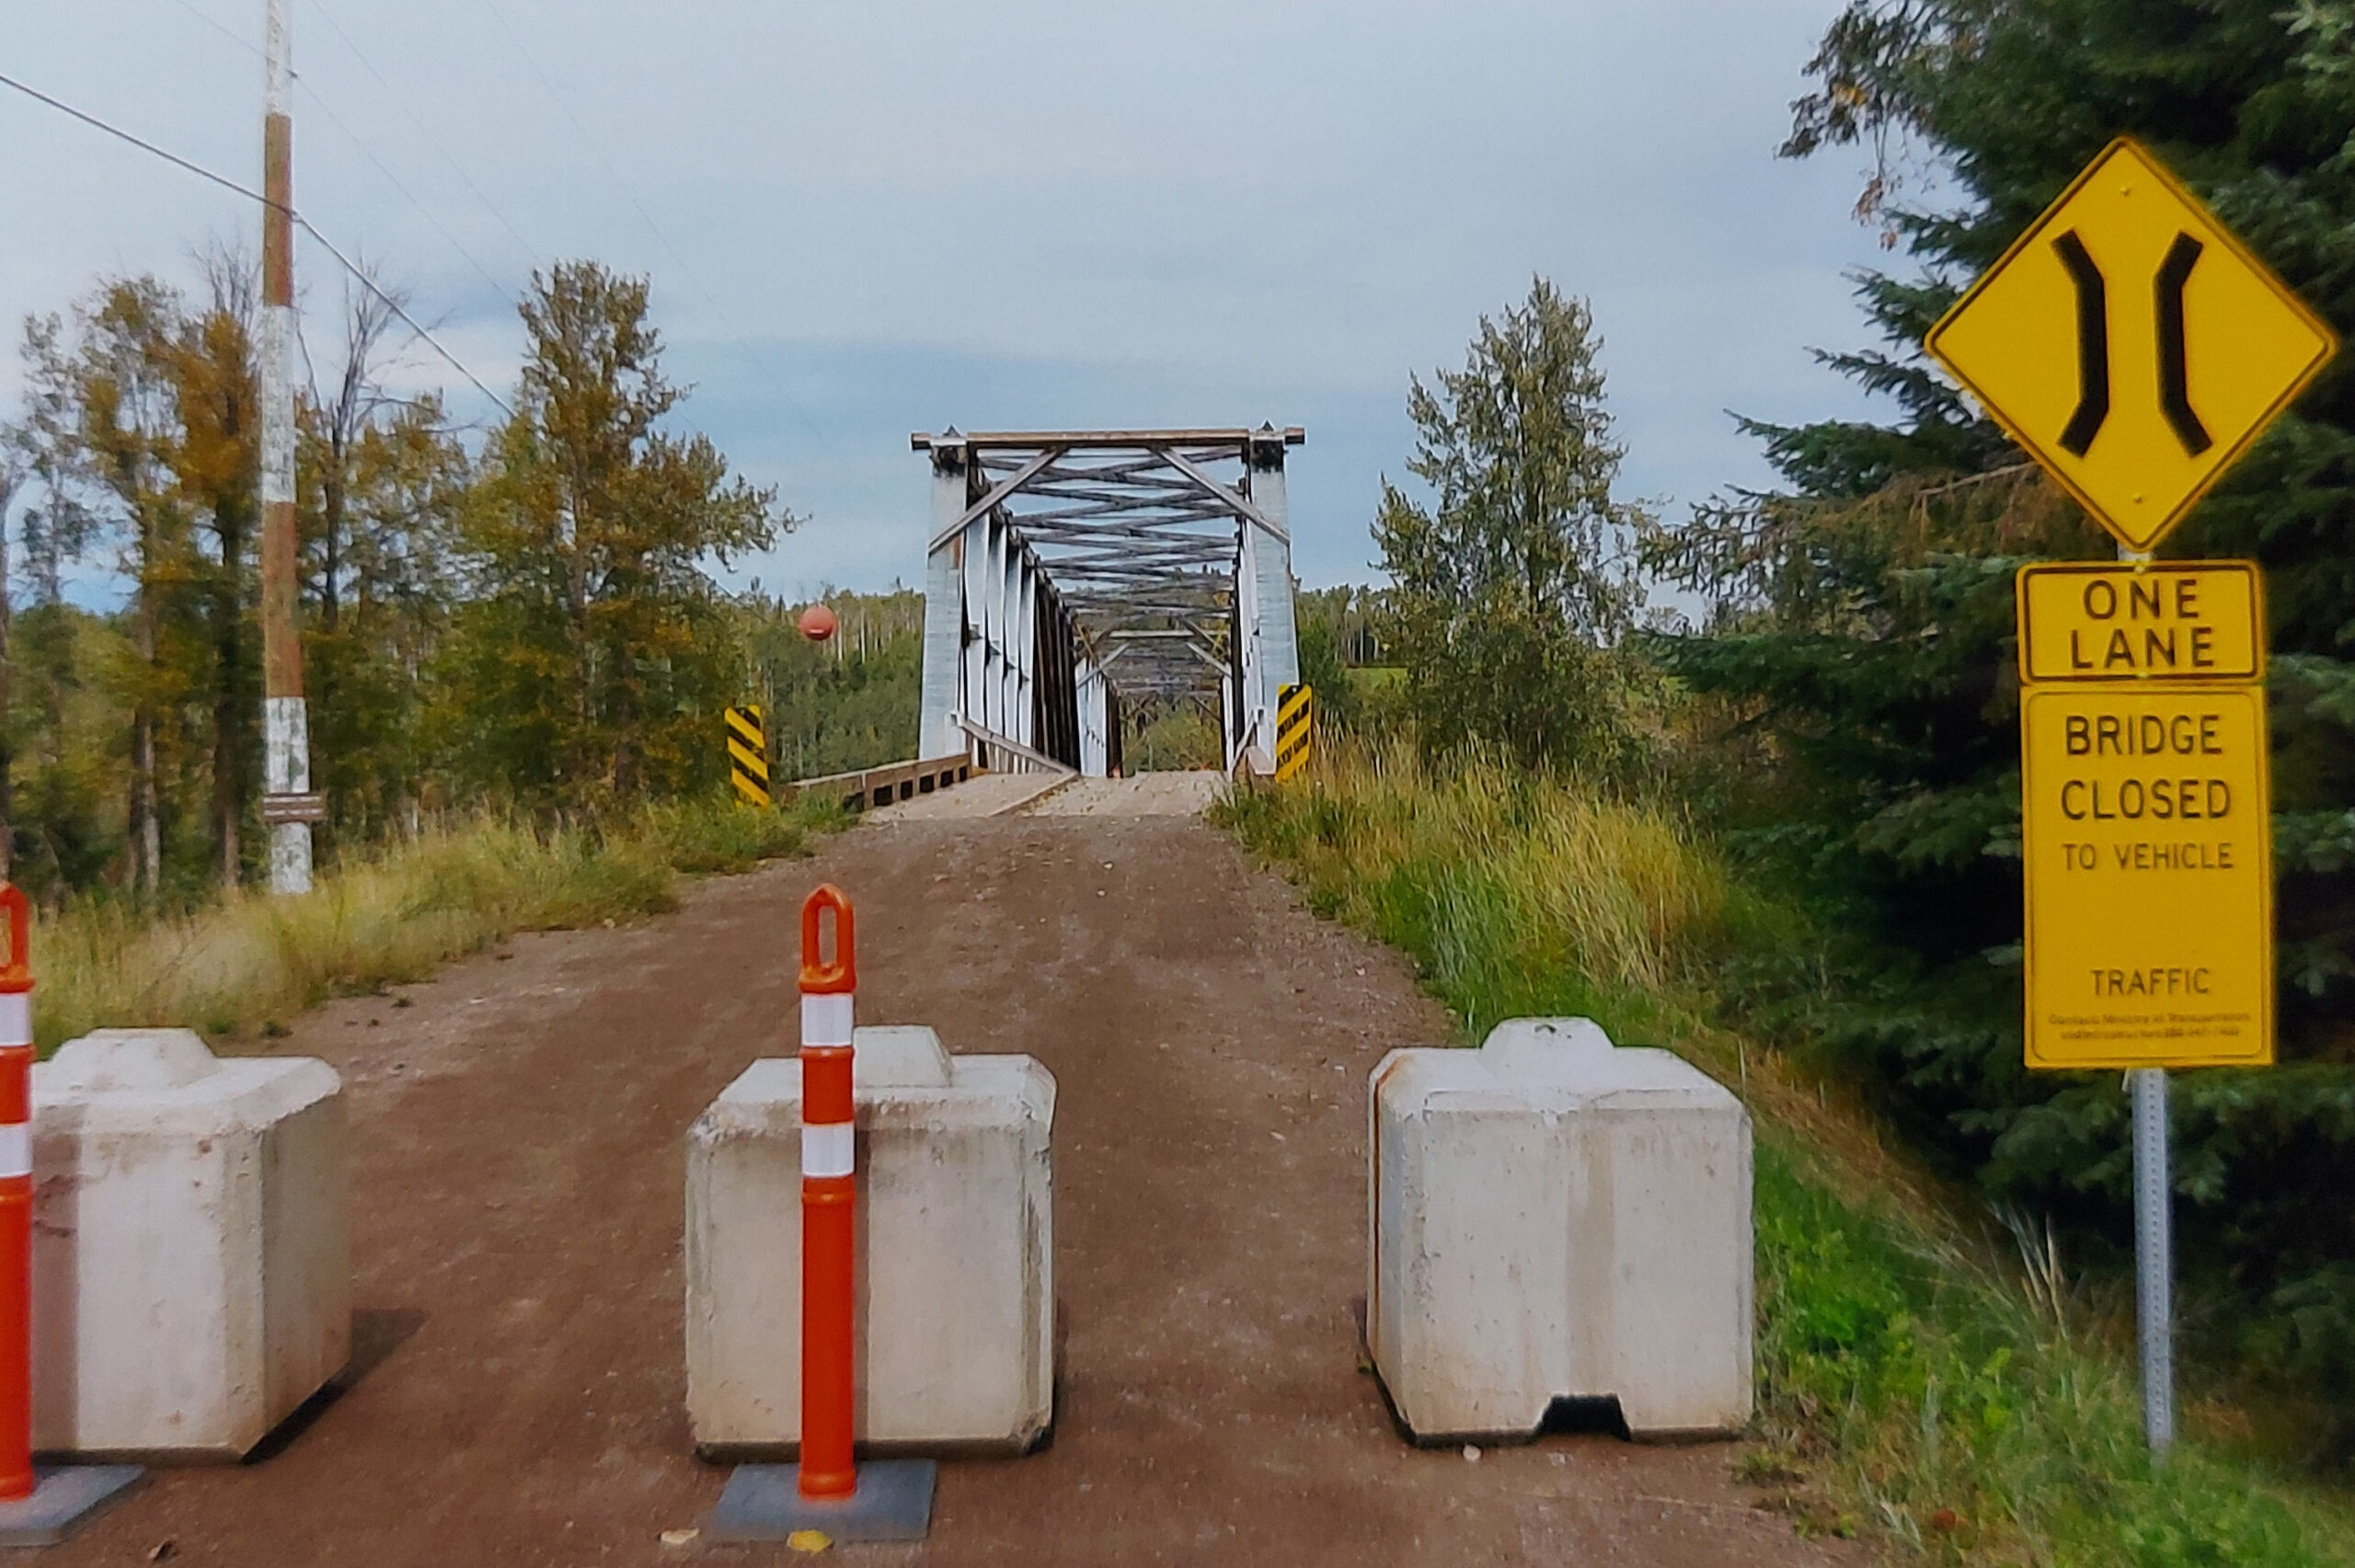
[1927,139,2337,552]
[2019,682,2273,1069]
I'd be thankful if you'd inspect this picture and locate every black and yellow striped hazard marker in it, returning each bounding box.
[726,705,771,807]
[1274,683,1313,782]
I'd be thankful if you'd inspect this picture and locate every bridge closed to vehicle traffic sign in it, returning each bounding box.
[1943,134,2336,1454]
[2019,682,2273,1069]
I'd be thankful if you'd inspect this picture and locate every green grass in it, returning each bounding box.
[29,792,842,1051]
[1216,738,2355,1568]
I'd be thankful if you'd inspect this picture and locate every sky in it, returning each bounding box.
[0,0,1895,601]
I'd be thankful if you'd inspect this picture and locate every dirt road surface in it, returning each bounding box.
[51,791,1851,1567]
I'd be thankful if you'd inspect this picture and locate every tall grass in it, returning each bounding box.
[29,795,833,1051]
[1222,738,1730,1021]
[1217,739,2355,1568]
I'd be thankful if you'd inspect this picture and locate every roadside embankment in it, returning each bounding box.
[1215,740,2355,1568]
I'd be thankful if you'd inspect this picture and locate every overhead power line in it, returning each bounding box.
[0,67,512,416]
[161,0,520,305]
[475,0,843,462]
[305,0,546,276]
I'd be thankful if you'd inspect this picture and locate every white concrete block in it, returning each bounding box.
[31,1029,350,1459]
[1369,1017,1752,1442]
[686,1025,1053,1456]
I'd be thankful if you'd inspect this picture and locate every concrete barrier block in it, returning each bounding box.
[1369,1017,1751,1442]
[686,1025,1053,1456]
[31,1029,350,1459]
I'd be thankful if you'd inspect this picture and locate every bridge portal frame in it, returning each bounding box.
[915,427,1304,777]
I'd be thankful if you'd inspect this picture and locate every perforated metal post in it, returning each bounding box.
[2131,1066,2174,1455]
[2118,540,2175,1459]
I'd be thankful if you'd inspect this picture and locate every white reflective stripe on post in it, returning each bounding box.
[0,996,27,1050]
[0,1126,25,1182]
[801,1121,854,1179]
[801,993,853,1049]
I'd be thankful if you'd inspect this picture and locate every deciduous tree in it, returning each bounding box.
[437,262,786,807]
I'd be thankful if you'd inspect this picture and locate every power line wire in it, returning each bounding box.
[0,66,270,209]
[0,67,512,415]
[164,0,258,58]
[299,222,512,414]
[159,0,521,309]
[474,0,842,462]
[301,88,518,310]
[305,0,545,275]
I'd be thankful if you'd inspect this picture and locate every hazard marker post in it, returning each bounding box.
[705,885,936,1543]
[0,885,144,1546]
[726,705,771,809]
[1274,683,1313,783]
[1926,136,2338,1457]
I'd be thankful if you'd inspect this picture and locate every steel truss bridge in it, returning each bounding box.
[915,427,1304,777]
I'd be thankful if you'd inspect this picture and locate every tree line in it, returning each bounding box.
[0,256,907,908]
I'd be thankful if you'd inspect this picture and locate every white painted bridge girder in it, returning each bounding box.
[916,428,1303,777]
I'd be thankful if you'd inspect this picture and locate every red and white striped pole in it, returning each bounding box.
[798,886,857,1501]
[0,886,35,1501]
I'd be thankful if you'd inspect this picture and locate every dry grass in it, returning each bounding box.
[1219,736,1731,1001]
[26,797,827,1051]
[1217,738,2355,1567]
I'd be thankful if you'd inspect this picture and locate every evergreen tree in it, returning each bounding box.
[1652,0,2355,1453]
[1375,279,1653,770]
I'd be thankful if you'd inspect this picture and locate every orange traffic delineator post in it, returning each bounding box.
[796,885,857,1501]
[0,885,35,1504]
[0,883,144,1548]
[705,884,936,1544]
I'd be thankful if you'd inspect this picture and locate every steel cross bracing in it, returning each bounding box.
[915,427,1304,777]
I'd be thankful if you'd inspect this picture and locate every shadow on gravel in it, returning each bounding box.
[245,1308,428,1465]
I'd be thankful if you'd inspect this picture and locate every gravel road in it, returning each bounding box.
[49,789,1855,1567]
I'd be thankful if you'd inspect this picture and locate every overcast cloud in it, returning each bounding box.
[2,0,1890,599]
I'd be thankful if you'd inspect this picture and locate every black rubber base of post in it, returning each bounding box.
[0,1465,145,1547]
[706,1459,937,1543]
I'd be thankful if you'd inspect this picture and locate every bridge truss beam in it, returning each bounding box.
[917,427,1303,777]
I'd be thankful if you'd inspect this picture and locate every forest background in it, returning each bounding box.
[0,256,930,909]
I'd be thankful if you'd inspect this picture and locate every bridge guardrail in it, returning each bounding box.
[789,756,976,814]
[954,719,1075,779]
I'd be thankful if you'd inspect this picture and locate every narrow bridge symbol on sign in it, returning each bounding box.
[1924,137,2337,552]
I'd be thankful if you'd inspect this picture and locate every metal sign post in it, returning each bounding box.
[2131,1064,2173,1453]
[2118,544,2175,1460]
[1926,136,2338,1456]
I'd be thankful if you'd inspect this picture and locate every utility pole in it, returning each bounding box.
[259,0,316,893]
